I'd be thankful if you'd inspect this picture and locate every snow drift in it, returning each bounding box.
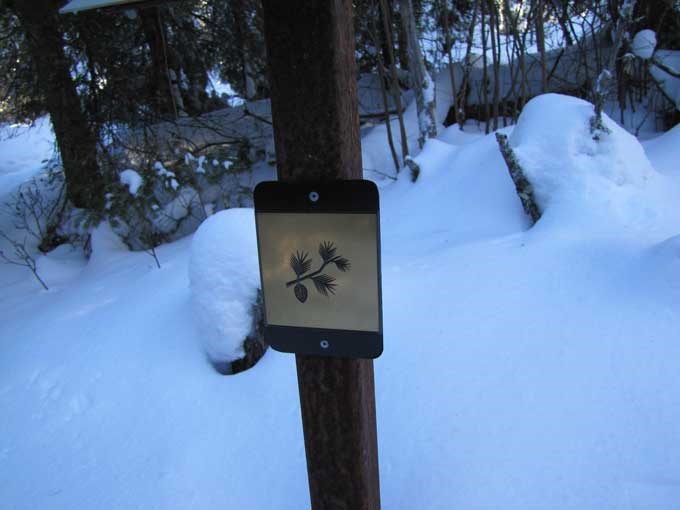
[509,94,659,230]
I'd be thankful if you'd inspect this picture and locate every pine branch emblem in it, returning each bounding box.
[286,241,351,303]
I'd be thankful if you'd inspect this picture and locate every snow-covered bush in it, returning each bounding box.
[189,208,265,373]
[0,159,98,288]
[105,165,176,265]
[0,161,95,254]
[0,230,48,290]
[105,143,253,257]
[626,29,680,128]
[2,168,66,252]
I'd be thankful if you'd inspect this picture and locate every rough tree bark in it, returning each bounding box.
[10,0,104,211]
[261,1,381,508]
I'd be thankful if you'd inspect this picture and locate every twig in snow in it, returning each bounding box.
[0,231,49,290]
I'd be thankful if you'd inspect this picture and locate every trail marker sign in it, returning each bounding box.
[254,180,383,359]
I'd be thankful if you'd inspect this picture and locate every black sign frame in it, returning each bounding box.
[254,180,383,359]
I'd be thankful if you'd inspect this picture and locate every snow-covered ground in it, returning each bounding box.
[1,95,680,510]
[0,117,55,192]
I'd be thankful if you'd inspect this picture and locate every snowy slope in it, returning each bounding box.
[0,117,54,193]
[0,228,308,509]
[1,96,680,509]
[643,122,680,177]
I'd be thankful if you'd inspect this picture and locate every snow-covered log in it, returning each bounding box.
[189,209,267,373]
[495,132,541,224]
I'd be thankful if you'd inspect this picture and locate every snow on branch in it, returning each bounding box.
[651,55,680,79]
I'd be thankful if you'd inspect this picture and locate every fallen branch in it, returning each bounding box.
[652,55,680,79]
[495,133,541,224]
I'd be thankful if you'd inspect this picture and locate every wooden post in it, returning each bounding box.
[261,1,381,509]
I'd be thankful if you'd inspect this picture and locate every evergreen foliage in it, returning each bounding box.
[0,0,676,252]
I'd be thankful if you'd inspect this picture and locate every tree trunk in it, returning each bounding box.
[231,0,257,100]
[261,1,381,508]
[481,0,490,132]
[12,0,103,211]
[519,0,534,112]
[139,6,181,118]
[440,0,462,126]
[167,7,210,114]
[394,0,409,70]
[379,0,409,163]
[534,0,548,93]
[458,0,479,128]
[488,0,500,130]
[373,19,400,173]
[554,0,574,46]
[399,0,436,149]
[502,0,522,122]
[592,0,637,134]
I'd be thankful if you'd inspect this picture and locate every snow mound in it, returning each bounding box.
[632,29,657,60]
[646,234,680,285]
[654,233,680,260]
[379,130,528,253]
[88,222,130,267]
[35,244,87,288]
[189,209,260,363]
[509,94,657,229]
[643,122,680,175]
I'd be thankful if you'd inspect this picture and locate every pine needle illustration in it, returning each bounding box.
[290,251,311,276]
[319,241,336,262]
[312,274,337,296]
[286,241,351,302]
